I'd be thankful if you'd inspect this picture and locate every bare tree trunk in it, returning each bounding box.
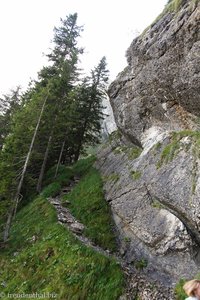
[36,134,53,193]
[3,92,49,243]
[54,140,66,178]
[74,121,88,162]
[36,111,59,193]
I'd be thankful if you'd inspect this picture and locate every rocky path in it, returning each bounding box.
[48,177,175,300]
[48,177,116,258]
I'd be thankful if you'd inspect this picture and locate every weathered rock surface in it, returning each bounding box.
[96,133,200,285]
[96,0,200,287]
[109,1,200,146]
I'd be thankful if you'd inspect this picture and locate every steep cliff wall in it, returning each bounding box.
[109,0,200,146]
[96,0,200,286]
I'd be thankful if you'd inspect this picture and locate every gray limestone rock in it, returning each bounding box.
[96,0,200,286]
[96,132,200,285]
[96,0,200,289]
[108,1,200,146]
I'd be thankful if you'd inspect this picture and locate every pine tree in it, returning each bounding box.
[36,13,83,191]
[0,88,21,151]
[73,56,109,161]
[0,14,110,243]
[3,88,50,242]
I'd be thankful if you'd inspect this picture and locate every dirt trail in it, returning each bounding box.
[48,177,174,300]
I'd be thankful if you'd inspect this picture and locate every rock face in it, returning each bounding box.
[109,0,200,146]
[96,0,200,286]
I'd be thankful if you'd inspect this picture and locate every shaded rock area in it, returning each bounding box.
[96,0,200,291]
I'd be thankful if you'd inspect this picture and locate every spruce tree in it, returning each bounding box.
[73,56,109,161]
[36,13,83,191]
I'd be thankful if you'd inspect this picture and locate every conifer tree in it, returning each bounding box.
[0,88,21,151]
[3,88,50,242]
[36,13,83,191]
[0,14,110,243]
[73,56,109,161]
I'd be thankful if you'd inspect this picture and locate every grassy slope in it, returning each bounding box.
[62,166,117,252]
[0,156,124,299]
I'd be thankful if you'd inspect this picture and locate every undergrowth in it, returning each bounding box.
[0,155,124,299]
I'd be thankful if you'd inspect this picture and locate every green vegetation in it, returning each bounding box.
[151,199,165,209]
[174,279,187,300]
[108,130,142,160]
[128,147,142,160]
[167,0,200,11]
[167,0,184,12]
[130,170,141,181]
[109,130,122,143]
[62,159,117,251]
[112,144,142,160]
[72,155,96,177]
[124,236,131,243]
[175,274,200,299]
[103,173,120,184]
[0,198,124,300]
[43,165,74,187]
[143,0,199,36]
[113,146,127,154]
[134,259,148,270]
[0,157,125,299]
[157,140,180,168]
[0,14,109,242]
[157,130,200,168]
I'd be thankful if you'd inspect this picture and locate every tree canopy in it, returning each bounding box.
[0,13,109,242]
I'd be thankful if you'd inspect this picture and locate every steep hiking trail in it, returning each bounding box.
[47,176,113,258]
[48,173,175,300]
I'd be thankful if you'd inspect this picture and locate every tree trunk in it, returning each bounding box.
[36,134,53,193]
[36,112,59,192]
[3,92,49,243]
[54,140,66,178]
[74,141,82,162]
[74,116,89,162]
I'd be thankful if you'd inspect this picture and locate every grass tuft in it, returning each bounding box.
[72,155,96,176]
[130,170,141,180]
[174,278,187,300]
